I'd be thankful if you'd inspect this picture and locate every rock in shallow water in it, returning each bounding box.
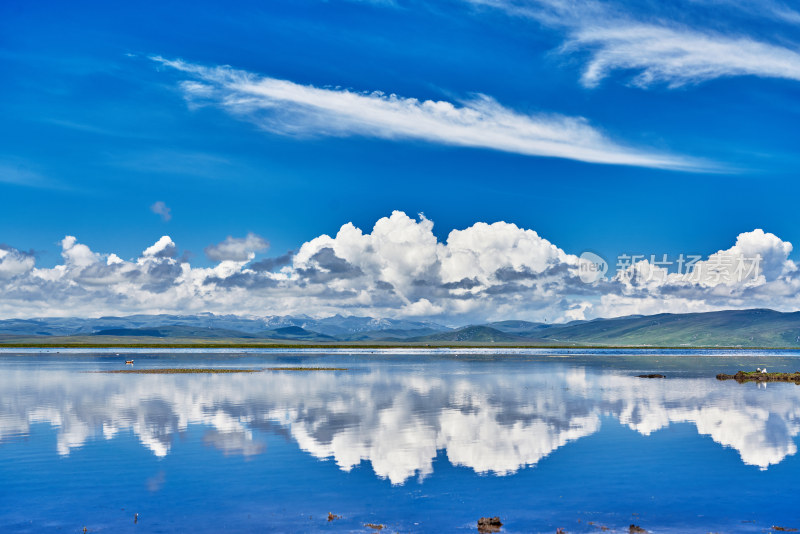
[477,516,503,533]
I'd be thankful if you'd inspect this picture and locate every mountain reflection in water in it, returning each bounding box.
[2,358,798,485]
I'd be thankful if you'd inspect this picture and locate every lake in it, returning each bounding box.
[1,349,799,533]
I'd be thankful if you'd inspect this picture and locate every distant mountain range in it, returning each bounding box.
[482,308,800,347]
[2,308,800,347]
[0,313,448,342]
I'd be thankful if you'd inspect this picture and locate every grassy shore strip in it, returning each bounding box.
[4,342,800,350]
[717,371,800,383]
[265,367,348,371]
[94,368,262,374]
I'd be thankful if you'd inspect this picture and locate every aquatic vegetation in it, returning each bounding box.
[96,368,261,374]
[477,517,503,533]
[265,367,348,371]
[716,371,800,383]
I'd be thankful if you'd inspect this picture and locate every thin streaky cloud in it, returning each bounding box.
[571,24,800,88]
[0,161,60,190]
[687,0,800,25]
[463,0,800,88]
[152,57,710,171]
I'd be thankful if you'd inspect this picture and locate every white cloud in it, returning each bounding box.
[672,228,795,286]
[205,233,269,262]
[686,0,800,26]
[464,0,800,88]
[440,220,570,283]
[0,246,35,279]
[0,160,55,189]
[612,229,796,291]
[1,212,800,321]
[402,298,444,317]
[60,235,99,268]
[152,57,706,171]
[150,201,172,222]
[597,228,800,318]
[143,235,177,258]
[571,24,800,88]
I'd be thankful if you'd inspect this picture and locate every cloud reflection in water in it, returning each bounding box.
[1,364,798,484]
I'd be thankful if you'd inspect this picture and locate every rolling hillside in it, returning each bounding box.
[527,309,800,347]
[410,325,539,343]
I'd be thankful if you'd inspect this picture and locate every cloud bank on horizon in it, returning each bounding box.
[1,212,798,322]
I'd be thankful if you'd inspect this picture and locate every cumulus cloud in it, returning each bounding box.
[60,235,100,268]
[143,236,177,258]
[250,251,294,273]
[204,233,269,262]
[1,212,799,321]
[151,57,706,171]
[0,245,35,280]
[150,201,172,222]
[464,0,800,88]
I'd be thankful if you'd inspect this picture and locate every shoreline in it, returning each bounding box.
[1,342,800,350]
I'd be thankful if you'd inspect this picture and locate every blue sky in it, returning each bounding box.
[2,0,800,321]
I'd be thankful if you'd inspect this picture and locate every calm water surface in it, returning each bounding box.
[2,349,800,533]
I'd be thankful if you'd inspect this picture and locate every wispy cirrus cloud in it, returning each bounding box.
[464,0,800,88]
[0,159,58,189]
[570,24,800,88]
[151,56,708,171]
[687,0,800,25]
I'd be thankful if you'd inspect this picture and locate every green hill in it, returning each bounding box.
[264,326,335,341]
[527,309,800,347]
[91,326,260,339]
[410,325,533,343]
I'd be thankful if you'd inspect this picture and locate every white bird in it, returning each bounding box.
[762,368,768,373]
[757,368,762,372]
